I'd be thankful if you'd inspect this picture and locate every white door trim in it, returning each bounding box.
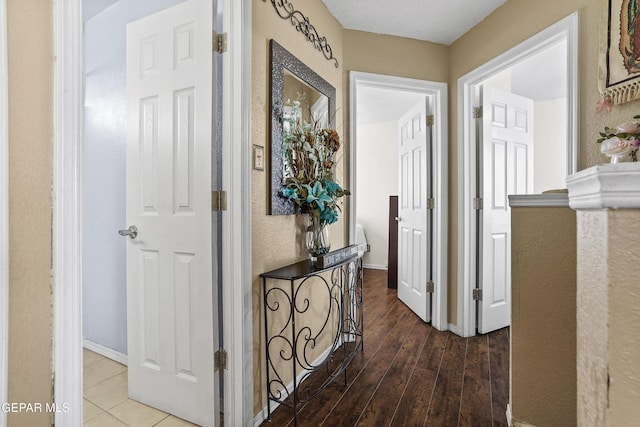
[456,12,579,337]
[0,1,9,425]
[220,0,253,424]
[349,71,448,331]
[52,0,83,424]
[52,1,253,425]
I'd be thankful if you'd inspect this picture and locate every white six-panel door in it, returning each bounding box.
[125,1,217,425]
[397,100,431,322]
[479,86,533,334]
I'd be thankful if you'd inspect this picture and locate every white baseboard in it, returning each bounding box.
[83,339,128,366]
[448,323,462,336]
[362,264,387,270]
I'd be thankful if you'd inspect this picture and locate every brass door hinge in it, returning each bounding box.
[426,198,435,210]
[212,190,227,211]
[426,281,435,293]
[473,288,483,301]
[213,31,228,54]
[473,107,482,119]
[214,349,227,371]
[426,115,434,127]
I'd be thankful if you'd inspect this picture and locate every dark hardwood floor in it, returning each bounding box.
[260,268,510,427]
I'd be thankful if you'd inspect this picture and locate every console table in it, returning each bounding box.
[260,255,364,426]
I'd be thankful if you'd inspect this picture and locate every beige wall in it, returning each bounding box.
[6,0,54,425]
[251,0,345,414]
[511,203,576,426]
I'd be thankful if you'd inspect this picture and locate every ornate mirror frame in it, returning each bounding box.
[269,39,336,215]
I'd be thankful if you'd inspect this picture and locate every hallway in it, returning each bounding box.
[261,268,509,427]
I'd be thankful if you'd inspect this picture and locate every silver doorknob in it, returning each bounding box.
[395,217,402,222]
[118,225,138,239]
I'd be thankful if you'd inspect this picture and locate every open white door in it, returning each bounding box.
[479,86,533,334]
[397,99,432,322]
[125,1,218,426]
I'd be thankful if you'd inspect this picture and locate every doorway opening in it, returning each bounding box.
[53,0,253,425]
[349,71,448,331]
[456,12,579,337]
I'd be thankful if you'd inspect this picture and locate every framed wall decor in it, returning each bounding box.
[599,0,640,104]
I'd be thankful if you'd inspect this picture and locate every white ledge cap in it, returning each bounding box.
[567,163,640,209]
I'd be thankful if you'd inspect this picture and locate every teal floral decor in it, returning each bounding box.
[280,109,349,258]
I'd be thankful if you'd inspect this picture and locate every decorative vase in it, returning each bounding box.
[306,214,330,263]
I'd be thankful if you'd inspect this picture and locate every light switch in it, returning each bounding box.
[253,145,264,171]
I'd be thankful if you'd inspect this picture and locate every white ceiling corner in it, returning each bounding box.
[321,0,507,45]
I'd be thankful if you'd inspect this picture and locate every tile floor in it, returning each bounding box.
[83,349,198,427]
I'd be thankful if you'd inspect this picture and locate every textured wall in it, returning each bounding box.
[6,0,54,425]
[576,210,609,426]
[511,204,576,426]
[604,209,640,425]
[251,0,344,415]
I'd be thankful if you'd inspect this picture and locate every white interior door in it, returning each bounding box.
[479,86,533,334]
[397,99,432,322]
[125,1,218,425]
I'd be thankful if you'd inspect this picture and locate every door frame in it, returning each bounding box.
[0,1,9,424]
[52,1,253,426]
[456,12,579,337]
[349,71,448,331]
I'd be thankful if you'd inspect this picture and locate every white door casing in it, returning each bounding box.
[125,1,217,425]
[348,72,448,332]
[456,12,578,337]
[397,100,431,322]
[478,86,533,333]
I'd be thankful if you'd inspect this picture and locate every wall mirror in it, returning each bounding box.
[269,39,336,215]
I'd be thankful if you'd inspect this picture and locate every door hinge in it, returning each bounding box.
[213,31,228,54]
[212,190,227,211]
[473,197,483,210]
[214,349,227,371]
[473,288,483,301]
[426,198,435,210]
[426,114,434,127]
[473,106,483,119]
[426,281,435,293]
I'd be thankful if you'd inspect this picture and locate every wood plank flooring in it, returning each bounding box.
[260,268,510,427]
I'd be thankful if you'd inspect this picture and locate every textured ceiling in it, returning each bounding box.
[322,0,507,45]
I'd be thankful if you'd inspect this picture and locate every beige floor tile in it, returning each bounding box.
[83,399,104,423]
[153,415,199,426]
[83,358,127,390]
[83,349,105,367]
[84,371,128,411]
[109,399,169,427]
[84,411,128,427]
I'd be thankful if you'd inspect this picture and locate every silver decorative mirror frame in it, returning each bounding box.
[269,39,336,215]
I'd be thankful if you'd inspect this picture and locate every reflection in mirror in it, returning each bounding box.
[282,71,329,132]
[269,39,336,215]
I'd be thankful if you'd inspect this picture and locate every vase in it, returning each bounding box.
[306,215,330,263]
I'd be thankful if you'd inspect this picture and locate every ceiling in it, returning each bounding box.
[321,0,507,45]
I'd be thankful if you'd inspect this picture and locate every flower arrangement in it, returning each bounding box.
[597,116,640,162]
[280,112,349,225]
